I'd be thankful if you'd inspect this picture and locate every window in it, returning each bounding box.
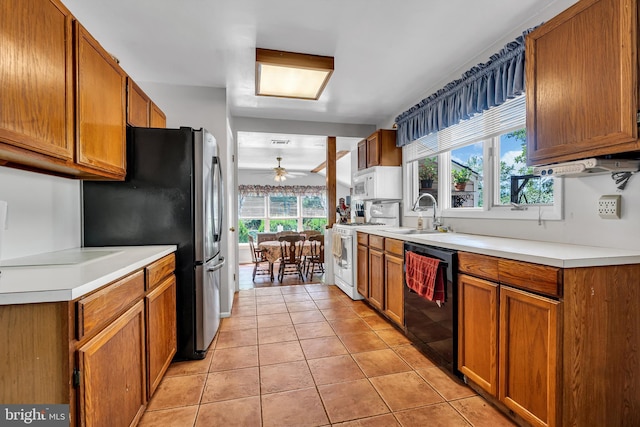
[403,95,562,220]
[237,190,327,243]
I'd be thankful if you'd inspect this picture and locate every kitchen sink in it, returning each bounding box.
[382,228,440,235]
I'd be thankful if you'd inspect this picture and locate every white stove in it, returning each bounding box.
[332,223,390,300]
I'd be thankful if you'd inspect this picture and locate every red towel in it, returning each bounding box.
[405,251,445,303]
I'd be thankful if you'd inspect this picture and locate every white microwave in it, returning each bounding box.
[352,166,402,200]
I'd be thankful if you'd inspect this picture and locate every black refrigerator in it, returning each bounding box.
[83,126,224,360]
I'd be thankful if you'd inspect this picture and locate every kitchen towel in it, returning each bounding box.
[331,232,342,260]
[405,251,444,304]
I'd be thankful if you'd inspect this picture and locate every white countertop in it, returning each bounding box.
[350,226,640,268]
[0,245,177,305]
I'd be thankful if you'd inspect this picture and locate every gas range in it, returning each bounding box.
[333,222,389,236]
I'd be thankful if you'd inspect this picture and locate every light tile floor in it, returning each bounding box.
[139,284,517,427]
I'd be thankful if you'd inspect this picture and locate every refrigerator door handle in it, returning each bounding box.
[212,156,224,243]
[207,256,226,272]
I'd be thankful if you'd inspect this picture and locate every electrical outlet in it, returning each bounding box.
[598,195,621,219]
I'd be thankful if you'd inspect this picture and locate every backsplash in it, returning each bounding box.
[0,167,81,260]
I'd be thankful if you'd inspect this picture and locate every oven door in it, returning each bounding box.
[333,232,353,286]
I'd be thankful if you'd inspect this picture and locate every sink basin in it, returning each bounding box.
[382,228,439,235]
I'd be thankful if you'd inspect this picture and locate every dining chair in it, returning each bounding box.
[300,229,321,238]
[249,235,273,281]
[275,230,297,238]
[304,234,325,279]
[277,234,306,281]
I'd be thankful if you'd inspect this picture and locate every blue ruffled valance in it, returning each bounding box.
[395,28,537,147]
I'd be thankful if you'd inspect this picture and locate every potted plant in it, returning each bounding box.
[452,167,472,191]
[418,157,437,188]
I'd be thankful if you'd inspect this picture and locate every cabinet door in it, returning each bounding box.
[0,0,74,160]
[384,253,404,326]
[75,23,127,179]
[526,0,640,165]
[366,132,380,167]
[457,274,498,396]
[368,248,384,310]
[78,301,146,427]
[150,103,167,128]
[127,78,150,127]
[357,140,367,170]
[356,244,369,298]
[146,275,177,398]
[499,286,560,427]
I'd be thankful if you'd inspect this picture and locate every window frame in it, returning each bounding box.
[403,124,563,222]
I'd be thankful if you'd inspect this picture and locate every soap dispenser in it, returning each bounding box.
[416,213,424,230]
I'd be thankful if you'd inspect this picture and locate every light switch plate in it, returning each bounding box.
[598,195,620,219]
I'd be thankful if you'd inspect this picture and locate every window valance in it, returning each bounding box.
[395,27,536,147]
[238,185,326,197]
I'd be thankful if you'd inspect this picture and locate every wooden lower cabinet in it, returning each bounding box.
[78,301,147,427]
[499,286,560,427]
[368,248,384,310]
[458,274,498,395]
[0,253,176,427]
[146,275,177,396]
[356,243,369,298]
[383,252,404,325]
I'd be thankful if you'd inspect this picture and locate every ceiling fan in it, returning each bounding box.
[272,156,306,182]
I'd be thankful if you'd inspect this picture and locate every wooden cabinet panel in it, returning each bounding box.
[498,259,562,298]
[499,286,560,427]
[366,132,381,167]
[78,300,146,427]
[146,275,177,397]
[357,243,369,298]
[368,248,384,310]
[458,252,499,282]
[127,77,150,127]
[526,0,640,165]
[77,270,145,340]
[75,22,126,179]
[357,140,367,170]
[0,0,74,161]
[384,253,404,326]
[457,274,498,395]
[384,238,403,256]
[145,253,176,291]
[369,235,384,250]
[150,102,167,128]
[356,232,369,245]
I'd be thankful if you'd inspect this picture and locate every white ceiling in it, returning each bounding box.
[62,0,574,172]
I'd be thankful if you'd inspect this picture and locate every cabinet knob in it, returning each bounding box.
[229,227,235,232]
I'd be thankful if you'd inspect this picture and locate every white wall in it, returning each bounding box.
[0,167,81,260]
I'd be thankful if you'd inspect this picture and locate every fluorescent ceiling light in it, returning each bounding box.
[256,48,334,100]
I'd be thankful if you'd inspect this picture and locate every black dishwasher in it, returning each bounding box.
[403,242,461,378]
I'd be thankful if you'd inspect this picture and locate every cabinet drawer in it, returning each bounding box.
[384,238,404,256]
[357,232,369,245]
[145,254,176,290]
[369,235,384,250]
[498,259,562,298]
[77,270,145,340]
[458,252,499,282]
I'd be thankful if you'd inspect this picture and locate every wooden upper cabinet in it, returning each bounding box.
[526,0,640,165]
[127,78,150,127]
[0,0,74,161]
[357,140,367,170]
[357,129,401,170]
[150,103,167,128]
[75,22,127,179]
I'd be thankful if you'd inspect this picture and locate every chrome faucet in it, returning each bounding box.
[412,193,440,230]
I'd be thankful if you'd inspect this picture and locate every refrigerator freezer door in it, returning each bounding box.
[196,256,224,352]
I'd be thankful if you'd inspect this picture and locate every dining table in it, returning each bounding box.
[257,240,314,264]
